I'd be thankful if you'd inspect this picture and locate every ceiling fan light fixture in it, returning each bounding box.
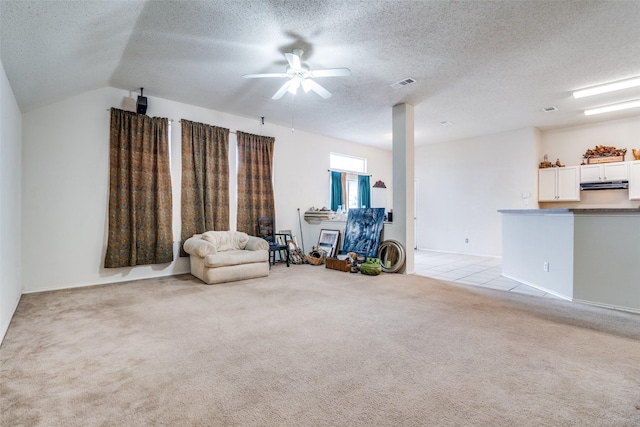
[288,77,301,94]
[573,76,640,98]
[301,79,313,93]
[246,48,349,100]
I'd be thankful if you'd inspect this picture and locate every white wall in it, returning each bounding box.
[541,116,640,167]
[414,128,538,257]
[501,211,640,312]
[539,116,640,209]
[21,87,392,292]
[1,59,23,342]
[501,212,575,298]
[412,117,639,258]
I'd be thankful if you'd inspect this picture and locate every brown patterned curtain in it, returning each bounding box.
[236,131,275,236]
[104,108,173,268]
[180,119,230,256]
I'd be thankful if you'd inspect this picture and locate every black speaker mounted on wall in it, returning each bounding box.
[136,87,148,115]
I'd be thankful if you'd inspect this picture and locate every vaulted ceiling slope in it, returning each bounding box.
[2,1,639,149]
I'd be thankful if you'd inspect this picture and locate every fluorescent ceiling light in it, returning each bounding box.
[573,77,640,98]
[584,99,640,116]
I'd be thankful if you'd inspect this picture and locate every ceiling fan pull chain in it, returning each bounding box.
[291,95,295,133]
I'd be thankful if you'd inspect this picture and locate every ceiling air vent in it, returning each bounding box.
[542,106,558,112]
[391,78,417,89]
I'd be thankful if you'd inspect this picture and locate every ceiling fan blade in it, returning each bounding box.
[306,79,332,99]
[243,72,287,78]
[272,80,292,100]
[285,51,301,69]
[310,68,351,78]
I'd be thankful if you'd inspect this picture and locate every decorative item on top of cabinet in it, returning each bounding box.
[582,145,627,164]
[633,149,640,160]
[538,155,566,168]
[539,154,553,169]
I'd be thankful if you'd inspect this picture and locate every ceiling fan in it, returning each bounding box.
[243,48,351,100]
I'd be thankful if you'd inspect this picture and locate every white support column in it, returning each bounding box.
[388,103,415,274]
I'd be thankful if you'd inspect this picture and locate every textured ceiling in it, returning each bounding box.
[2,0,640,149]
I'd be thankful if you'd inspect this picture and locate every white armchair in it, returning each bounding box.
[184,231,269,284]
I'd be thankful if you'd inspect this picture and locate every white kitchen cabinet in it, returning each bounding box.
[538,168,558,201]
[580,162,627,183]
[538,166,580,202]
[629,161,640,200]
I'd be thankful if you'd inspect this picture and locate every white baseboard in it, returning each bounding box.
[22,268,190,294]
[572,298,640,315]
[415,247,501,259]
[502,274,639,314]
[501,274,572,301]
[1,292,22,346]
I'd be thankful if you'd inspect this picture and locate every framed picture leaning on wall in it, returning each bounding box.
[317,229,341,257]
[277,229,294,245]
[341,208,385,258]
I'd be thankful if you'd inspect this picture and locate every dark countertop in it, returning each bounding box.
[498,208,640,214]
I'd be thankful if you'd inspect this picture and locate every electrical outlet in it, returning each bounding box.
[543,262,549,272]
[465,238,469,243]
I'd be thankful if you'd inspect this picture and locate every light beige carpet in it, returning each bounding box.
[1,265,639,426]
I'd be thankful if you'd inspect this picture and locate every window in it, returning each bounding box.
[329,153,368,211]
[330,152,367,173]
[346,178,359,209]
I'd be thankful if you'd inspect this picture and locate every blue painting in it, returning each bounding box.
[341,208,385,258]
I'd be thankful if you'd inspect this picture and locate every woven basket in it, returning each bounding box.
[306,248,326,266]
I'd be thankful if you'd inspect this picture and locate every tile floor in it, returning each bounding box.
[414,250,559,298]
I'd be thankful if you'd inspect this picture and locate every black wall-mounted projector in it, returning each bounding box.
[136,88,147,114]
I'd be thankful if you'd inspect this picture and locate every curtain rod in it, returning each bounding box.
[173,119,237,134]
[105,109,242,133]
[328,169,372,176]
[105,108,173,123]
